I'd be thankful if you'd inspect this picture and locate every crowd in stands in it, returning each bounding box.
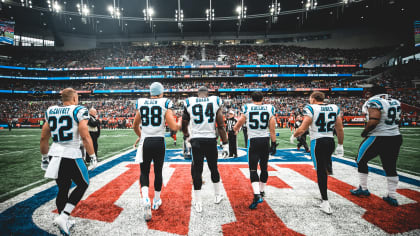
[0,78,365,91]
[0,44,388,68]
[1,94,418,126]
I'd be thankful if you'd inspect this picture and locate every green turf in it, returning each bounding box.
[0,127,419,202]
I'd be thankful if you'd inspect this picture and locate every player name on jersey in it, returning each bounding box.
[48,107,71,115]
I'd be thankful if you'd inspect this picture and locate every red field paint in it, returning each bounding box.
[146,164,192,235]
[68,164,140,222]
[219,164,303,236]
[280,164,420,234]
[54,164,192,235]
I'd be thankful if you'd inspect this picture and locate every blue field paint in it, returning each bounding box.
[0,150,137,236]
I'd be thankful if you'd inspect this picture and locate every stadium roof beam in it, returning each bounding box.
[175,0,183,34]
[269,0,281,24]
[142,0,154,32]
[206,0,215,35]
[236,0,246,36]
[2,0,363,23]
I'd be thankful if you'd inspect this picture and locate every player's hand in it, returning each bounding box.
[290,134,297,144]
[361,130,368,138]
[185,138,192,150]
[334,144,344,158]
[133,144,137,150]
[270,141,278,155]
[89,154,97,170]
[41,154,49,171]
[222,142,229,158]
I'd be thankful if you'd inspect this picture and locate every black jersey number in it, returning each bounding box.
[48,116,73,142]
[140,106,162,126]
[249,111,270,129]
[192,103,215,124]
[315,112,336,132]
[385,106,401,125]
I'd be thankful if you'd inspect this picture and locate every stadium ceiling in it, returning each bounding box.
[0,0,418,37]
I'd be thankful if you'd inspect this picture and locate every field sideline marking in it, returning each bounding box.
[0,148,38,156]
[0,179,49,200]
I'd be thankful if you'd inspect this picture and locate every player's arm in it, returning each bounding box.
[269,116,276,143]
[40,121,51,155]
[216,108,228,143]
[233,114,245,133]
[181,106,190,137]
[361,108,381,137]
[335,116,344,145]
[165,109,181,131]
[293,116,312,138]
[79,120,95,156]
[133,111,142,138]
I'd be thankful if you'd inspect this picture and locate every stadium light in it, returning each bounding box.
[77,1,90,16]
[269,0,281,23]
[53,1,61,13]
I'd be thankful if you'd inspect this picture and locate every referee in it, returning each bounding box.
[226,110,238,157]
[86,108,100,162]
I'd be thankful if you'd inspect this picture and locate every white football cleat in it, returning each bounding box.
[53,216,71,235]
[193,201,203,213]
[152,198,162,210]
[143,198,152,221]
[319,201,332,215]
[214,194,224,204]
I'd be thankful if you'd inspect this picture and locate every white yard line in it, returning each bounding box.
[0,148,38,156]
[0,179,49,199]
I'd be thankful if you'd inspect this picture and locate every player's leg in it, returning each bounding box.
[379,135,402,206]
[258,138,270,198]
[313,138,334,214]
[302,134,310,152]
[55,159,72,214]
[140,138,154,220]
[151,137,165,210]
[228,132,235,157]
[54,158,89,234]
[205,139,223,204]
[248,138,263,209]
[351,136,380,196]
[190,139,205,212]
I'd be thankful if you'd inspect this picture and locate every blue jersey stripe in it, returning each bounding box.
[357,136,376,163]
[370,100,383,109]
[165,99,170,109]
[73,105,83,123]
[305,105,314,116]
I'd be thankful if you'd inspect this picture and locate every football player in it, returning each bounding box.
[182,86,229,213]
[233,92,277,209]
[292,91,344,214]
[350,86,403,206]
[40,88,96,235]
[133,82,181,221]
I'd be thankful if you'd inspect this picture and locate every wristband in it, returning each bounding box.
[222,141,228,145]
[42,154,48,159]
[89,154,97,159]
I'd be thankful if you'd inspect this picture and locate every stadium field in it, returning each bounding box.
[0,127,419,202]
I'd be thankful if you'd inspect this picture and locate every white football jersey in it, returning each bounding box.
[45,105,90,159]
[363,95,401,136]
[136,97,173,138]
[303,104,341,141]
[242,103,275,139]
[184,96,222,139]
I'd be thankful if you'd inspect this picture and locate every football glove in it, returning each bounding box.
[270,141,278,155]
[290,134,297,144]
[334,144,344,158]
[89,154,97,170]
[222,142,229,158]
[41,154,49,171]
